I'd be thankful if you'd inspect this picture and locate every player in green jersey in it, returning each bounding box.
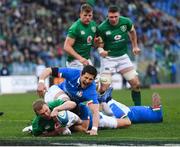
[97,5,141,106]
[31,99,82,136]
[64,3,97,69]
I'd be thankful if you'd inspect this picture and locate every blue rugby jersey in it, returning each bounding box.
[57,67,98,104]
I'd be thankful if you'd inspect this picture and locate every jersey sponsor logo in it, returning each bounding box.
[120,25,127,32]
[91,26,96,33]
[114,35,121,40]
[76,90,83,97]
[80,30,85,35]
[105,31,111,35]
[87,36,92,44]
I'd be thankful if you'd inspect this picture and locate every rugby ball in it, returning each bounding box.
[57,110,69,127]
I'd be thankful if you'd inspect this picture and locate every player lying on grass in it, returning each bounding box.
[71,103,131,133]
[22,101,131,136]
[23,86,131,136]
[37,65,99,135]
[27,99,82,136]
[97,73,163,123]
[43,84,131,132]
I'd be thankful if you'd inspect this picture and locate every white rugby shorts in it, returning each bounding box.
[100,54,134,73]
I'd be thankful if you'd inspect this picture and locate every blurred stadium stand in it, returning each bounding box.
[0,0,179,86]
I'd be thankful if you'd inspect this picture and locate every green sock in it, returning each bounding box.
[131,90,141,106]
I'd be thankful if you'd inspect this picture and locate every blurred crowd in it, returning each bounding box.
[0,0,179,84]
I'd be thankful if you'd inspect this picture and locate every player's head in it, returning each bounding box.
[32,99,51,119]
[108,5,120,26]
[97,72,112,93]
[80,3,93,25]
[80,65,97,88]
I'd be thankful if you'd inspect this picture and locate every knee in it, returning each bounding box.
[130,78,141,91]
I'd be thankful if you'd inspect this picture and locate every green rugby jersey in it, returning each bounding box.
[97,16,133,57]
[67,19,97,62]
[32,99,64,136]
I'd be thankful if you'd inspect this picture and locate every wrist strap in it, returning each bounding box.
[97,47,105,54]
[38,79,45,83]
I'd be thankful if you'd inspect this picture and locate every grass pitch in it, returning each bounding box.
[0,88,180,146]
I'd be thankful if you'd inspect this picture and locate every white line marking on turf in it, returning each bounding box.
[0,120,31,122]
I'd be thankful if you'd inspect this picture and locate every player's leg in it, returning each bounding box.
[129,93,163,123]
[107,99,131,118]
[44,85,70,102]
[117,54,141,106]
[0,112,4,116]
[151,92,161,110]
[99,112,131,129]
[71,104,92,133]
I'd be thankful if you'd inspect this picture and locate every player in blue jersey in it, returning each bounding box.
[36,83,131,134]
[96,73,163,124]
[72,102,131,133]
[37,65,99,135]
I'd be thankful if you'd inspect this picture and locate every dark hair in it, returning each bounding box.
[32,99,46,113]
[80,3,93,13]
[81,65,97,78]
[108,5,119,13]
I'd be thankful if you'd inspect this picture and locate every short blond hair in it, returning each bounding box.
[32,99,46,113]
[80,3,93,13]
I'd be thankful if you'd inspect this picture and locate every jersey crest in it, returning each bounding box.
[76,90,83,97]
[91,26,96,33]
[120,25,127,32]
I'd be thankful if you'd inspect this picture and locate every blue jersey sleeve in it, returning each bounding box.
[98,87,113,103]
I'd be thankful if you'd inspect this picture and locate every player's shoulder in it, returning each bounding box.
[98,19,109,29]
[90,20,97,26]
[120,16,132,23]
[69,19,80,30]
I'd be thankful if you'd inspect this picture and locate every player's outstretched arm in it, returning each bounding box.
[87,103,99,135]
[37,67,52,98]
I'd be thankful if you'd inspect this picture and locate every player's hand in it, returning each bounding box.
[100,50,108,57]
[51,108,59,118]
[94,36,103,47]
[132,47,141,55]
[86,129,98,136]
[79,58,89,66]
[37,82,47,98]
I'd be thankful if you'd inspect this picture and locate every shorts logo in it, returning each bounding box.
[120,25,127,32]
[91,26,96,33]
[81,30,85,35]
[114,35,121,40]
[87,36,92,43]
[105,31,111,35]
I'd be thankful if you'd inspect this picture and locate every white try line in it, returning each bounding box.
[0,120,31,122]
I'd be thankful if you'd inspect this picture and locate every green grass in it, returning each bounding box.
[0,88,180,145]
